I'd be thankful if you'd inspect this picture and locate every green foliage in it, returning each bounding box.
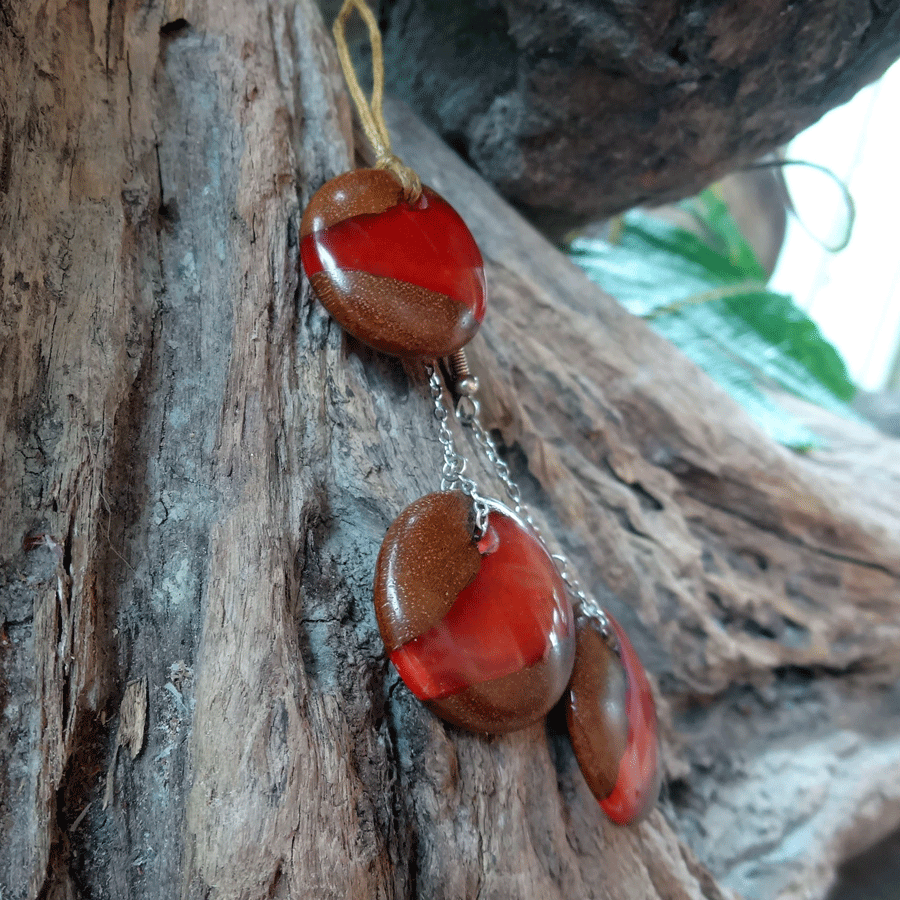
[568,188,857,449]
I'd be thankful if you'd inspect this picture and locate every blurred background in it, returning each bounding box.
[568,56,900,445]
[771,57,900,396]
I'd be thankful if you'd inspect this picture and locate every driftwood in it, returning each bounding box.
[338,0,900,229]
[2,2,900,899]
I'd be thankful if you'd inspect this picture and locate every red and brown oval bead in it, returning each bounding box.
[373,491,576,733]
[565,613,661,825]
[300,169,486,359]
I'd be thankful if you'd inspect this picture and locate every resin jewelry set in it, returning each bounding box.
[300,0,660,826]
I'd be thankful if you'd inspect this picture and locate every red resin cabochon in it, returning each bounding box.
[389,507,574,704]
[600,615,660,825]
[300,170,486,357]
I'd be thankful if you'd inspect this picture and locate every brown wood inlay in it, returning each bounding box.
[300,169,403,237]
[429,647,576,734]
[374,491,482,653]
[565,616,630,801]
[309,270,478,359]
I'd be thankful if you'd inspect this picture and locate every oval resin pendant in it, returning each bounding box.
[565,614,660,825]
[300,169,487,359]
[374,491,575,733]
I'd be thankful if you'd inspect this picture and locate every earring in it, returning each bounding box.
[300,0,660,826]
[300,169,485,359]
[300,0,484,361]
[372,365,576,735]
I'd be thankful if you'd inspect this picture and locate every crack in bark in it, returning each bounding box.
[669,458,900,577]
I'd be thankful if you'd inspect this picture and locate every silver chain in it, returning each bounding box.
[451,368,614,645]
[456,396,525,517]
[426,365,489,537]
[550,554,613,644]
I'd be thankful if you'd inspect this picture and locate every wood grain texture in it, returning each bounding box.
[0,3,898,900]
[384,99,900,899]
[367,0,900,229]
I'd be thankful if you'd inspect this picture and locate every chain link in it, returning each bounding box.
[457,398,525,518]
[450,364,615,648]
[426,364,489,537]
[550,554,614,645]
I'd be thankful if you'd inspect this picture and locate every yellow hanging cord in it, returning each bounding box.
[333,0,423,202]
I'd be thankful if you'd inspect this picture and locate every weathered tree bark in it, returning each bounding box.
[325,0,900,230]
[2,3,900,900]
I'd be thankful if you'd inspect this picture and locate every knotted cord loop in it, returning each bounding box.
[333,0,423,202]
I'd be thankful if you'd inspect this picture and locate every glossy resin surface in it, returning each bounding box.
[300,169,486,358]
[374,492,575,732]
[566,613,660,825]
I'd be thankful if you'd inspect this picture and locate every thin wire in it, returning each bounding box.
[425,364,489,537]
[743,158,856,253]
[332,0,422,201]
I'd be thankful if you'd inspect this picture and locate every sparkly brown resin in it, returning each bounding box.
[300,169,486,359]
[300,169,401,236]
[428,651,573,734]
[373,492,482,653]
[374,491,576,733]
[565,617,630,800]
[307,270,476,359]
[566,614,661,825]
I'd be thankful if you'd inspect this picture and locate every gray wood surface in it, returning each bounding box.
[2,2,899,898]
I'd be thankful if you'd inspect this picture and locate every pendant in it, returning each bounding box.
[300,169,486,359]
[565,613,661,825]
[373,491,576,733]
